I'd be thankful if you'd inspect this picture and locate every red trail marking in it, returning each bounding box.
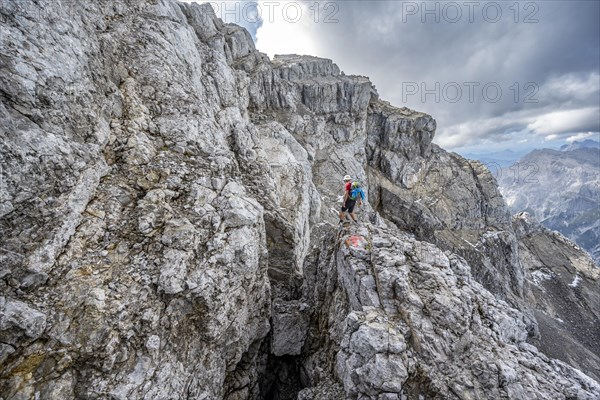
[346,235,365,248]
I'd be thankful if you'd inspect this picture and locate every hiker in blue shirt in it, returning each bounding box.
[339,180,365,224]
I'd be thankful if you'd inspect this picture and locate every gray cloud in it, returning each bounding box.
[200,1,599,152]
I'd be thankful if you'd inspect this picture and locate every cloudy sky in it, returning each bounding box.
[197,0,599,154]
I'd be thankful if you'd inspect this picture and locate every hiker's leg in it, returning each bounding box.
[347,200,357,221]
[339,203,348,222]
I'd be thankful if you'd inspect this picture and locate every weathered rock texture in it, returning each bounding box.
[514,212,600,382]
[299,223,599,399]
[0,0,598,399]
[500,146,600,265]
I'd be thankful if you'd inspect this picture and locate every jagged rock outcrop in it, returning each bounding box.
[1,0,598,399]
[513,212,600,381]
[299,222,600,399]
[366,112,523,303]
[2,1,277,398]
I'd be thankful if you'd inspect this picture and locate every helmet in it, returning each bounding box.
[343,175,352,181]
[352,181,359,189]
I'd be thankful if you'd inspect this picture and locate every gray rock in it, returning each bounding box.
[0,343,15,365]
[514,212,600,381]
[0,297,47,344]
[271,300,310,357]
[303,224,600,399]
[0,0,598,398]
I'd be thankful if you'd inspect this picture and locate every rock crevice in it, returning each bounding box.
[1,1,598,398]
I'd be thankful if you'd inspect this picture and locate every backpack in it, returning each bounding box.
[349,181,364,201]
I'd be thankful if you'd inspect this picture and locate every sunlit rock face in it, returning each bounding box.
[1,1,598,399]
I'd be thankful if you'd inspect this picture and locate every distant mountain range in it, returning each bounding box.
[560,139,600,152]
[495,140,600,264]
[463,149,530,168]
[464,139,600,168]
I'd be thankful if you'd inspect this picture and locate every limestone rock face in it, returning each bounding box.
[1,1,275,398]
[1,0,598,399]
[514,212,600,381]
[366,112,522,302]
[300,223,600,399]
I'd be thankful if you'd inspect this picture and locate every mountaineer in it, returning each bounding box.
[339,176,365,224]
